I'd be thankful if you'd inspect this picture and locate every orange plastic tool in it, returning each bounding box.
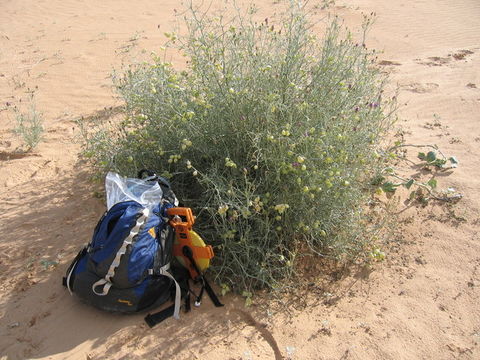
[167,207,214,279]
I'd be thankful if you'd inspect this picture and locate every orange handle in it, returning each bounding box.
[166,207,195,229]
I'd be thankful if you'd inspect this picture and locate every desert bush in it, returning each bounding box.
[14,100,44,151]
[83,2,395,292]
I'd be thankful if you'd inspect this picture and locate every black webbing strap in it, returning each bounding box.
[143,246,224,328]
[202,276,224,308]
[144,267,192,328]
[185,290,191,312]
[182,246,224,308]
[145,305,175,328]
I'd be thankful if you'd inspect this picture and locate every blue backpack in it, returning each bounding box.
[64,173,185,318]
[63,170,223,326]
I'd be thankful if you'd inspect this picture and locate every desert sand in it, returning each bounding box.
[1,0,479,359]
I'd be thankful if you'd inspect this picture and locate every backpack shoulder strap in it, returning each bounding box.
[92,207,150,296]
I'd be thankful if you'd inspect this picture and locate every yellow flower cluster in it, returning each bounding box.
[168,154,181,163]
[222,230,236,239]
[274,203,290,214]
[218,204,229,216]
[182,111,195,121]
[181,138,193,150]
[251,197,263,213]
[225,157,237,168]
[164,32,177,41]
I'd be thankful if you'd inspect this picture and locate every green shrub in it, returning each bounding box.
[14,100,44,151]
[84,2,395,292]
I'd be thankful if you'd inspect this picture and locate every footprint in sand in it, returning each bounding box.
[451,49,474,61]
[0,151,32,161]
[417,49,474,66]
[401,82,439,94]
[378,60,402,66]
[418,56,451,66]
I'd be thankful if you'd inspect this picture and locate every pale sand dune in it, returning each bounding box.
[1,0,479,359]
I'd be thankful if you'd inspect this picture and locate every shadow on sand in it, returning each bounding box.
[0,165,288,360]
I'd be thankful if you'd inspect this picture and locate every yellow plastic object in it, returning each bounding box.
[174,230,211,272]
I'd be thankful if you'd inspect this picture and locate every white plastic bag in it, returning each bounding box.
[105,172,163,210]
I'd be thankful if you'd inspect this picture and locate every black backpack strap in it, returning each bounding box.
[144,266,192,328]
[138,169,156,180]
[185,290,191,313]
[144,286,192,328]
[201,276,224,308]
[143,253,223,328]
[182,246,224,308]
[138,169,178,206]
[62,245,88,290]
[145,305,175,328]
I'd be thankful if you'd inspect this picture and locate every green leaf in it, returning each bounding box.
[432,159,447,168]
[220,283,230,296]
[449,156,459,167]
[371,175,385,186]
[417,152,426,160]
[241,290,252,298]
[427,179,437,189]
[426,151,437,163]
[404,179,414,190]
[381,181,398,193]
[409,190,417,200]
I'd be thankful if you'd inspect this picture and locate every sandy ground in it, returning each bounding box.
[1,0,479,359]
